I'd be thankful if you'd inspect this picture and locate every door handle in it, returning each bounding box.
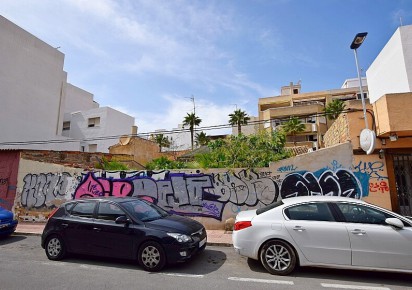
[351,229,366,235]
[293,226,306,232]
[61,223,68,228]
[93,227,102,232]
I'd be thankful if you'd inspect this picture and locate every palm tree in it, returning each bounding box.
[153,134,171,152]
[282,117,305,145]
[195,131,209,146]
[324,99,346,120]
[183,113,202,150]
[229,109,250,135]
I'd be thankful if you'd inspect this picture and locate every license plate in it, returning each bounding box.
[199,238,206,248]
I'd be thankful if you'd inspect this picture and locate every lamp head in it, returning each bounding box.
[350,32,368,49]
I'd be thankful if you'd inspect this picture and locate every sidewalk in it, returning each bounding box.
[15,222,233,247]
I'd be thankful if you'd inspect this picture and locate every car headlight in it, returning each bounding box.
[167,233,192,243]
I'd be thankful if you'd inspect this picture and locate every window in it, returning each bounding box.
[62,121,71,131]
[293,88,299,94]
[70,202,96,218]
[356,92,368,100]
[336,203,397,225]
[97,202,126,221]
[285,203,335,221]
[88,117,100,127]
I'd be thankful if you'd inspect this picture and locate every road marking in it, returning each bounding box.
[228,277,294,285]
[161,273,204,278]
[321,283,391,290]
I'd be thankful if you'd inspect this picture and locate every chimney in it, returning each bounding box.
[131,126,138,135]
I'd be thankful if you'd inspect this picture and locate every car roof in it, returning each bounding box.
[281,195,366,205]
[68,196,140,204]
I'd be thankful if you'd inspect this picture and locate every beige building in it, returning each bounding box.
[258,81,368,150]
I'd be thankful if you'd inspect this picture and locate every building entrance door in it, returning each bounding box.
[393,153,412,216]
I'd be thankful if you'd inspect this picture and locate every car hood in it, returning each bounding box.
[145,214,203,234]
[235,209,257,222]
[0,207,13,220]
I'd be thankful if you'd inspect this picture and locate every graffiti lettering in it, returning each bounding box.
[280,169,362,199]
[21,173,72,208]
[278,165,297,172]
[369,181,389,193]
[353,161,387,180]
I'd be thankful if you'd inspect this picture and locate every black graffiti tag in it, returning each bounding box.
[280,169,362,199]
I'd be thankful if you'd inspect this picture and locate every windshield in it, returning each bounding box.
[122,199,169,222]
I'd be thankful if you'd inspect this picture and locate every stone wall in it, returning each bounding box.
[323,114,351,147]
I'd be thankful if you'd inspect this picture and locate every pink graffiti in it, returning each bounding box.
[74,173,133,199]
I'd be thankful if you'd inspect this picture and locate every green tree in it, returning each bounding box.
[282,117,305,145]
[195,131,290,169]
[183,113,202,150]
[145,156,186,170]
[95,157,129,170]
[153,134,171,152]
[324,99,346,120]
[229,109,250,135]
[195,131,209,146]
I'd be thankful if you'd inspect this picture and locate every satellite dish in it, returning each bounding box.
[119,135,131,145]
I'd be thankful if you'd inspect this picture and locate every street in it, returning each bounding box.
[0,235,411,290]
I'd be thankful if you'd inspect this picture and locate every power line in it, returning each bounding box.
[0,110,351,146]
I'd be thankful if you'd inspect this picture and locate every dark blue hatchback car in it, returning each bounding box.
[41,197,207,272]
[0,206,18,237]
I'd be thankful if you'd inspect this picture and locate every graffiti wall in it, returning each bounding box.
[12,143,391,228]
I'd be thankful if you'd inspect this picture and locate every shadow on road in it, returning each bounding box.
[245,258,412,287]
[164,248,227,275]
[293,267,412,288]
[60,248,227,275]
[0,234,26,245]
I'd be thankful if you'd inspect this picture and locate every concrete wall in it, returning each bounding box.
[0,151,20,210]
[0,16,67,146]
[66,107,135,153]
[10,143,391,229]
[367,25,412,103]
[64,84,98,115]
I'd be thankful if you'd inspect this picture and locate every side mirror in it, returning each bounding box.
[115,215,130,225]
[385,218,404,229]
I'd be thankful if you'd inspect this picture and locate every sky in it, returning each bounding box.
[1,0,411,136]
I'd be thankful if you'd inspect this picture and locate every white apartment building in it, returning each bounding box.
[0,16,135,152]
[367,25,412,103]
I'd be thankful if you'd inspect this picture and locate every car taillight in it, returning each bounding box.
[48,207,59,219]
[234,221,252,231]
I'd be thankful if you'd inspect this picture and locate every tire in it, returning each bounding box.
[45,235,66,261]
[138,241,166,272]
[260,240,297,275]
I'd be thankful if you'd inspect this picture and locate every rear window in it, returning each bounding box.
[256,200,284,215]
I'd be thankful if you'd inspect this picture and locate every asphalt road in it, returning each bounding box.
[0,235,411,290]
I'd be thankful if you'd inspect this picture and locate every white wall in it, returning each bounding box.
[0,16,69,149]
[367,25,412,103]
[64,84,98,114]
[66,107,135,153]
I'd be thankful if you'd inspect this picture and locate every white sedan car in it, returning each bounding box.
[232,196,412,275]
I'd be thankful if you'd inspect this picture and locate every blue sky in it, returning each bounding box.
[1,0,411,135]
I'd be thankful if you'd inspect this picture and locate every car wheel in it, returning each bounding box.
[45,235,66,261]
[138,241,166,272]
[260,240,296,275]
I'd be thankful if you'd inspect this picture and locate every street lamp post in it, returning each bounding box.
[350,32,375,154]
[350,32,369,129]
